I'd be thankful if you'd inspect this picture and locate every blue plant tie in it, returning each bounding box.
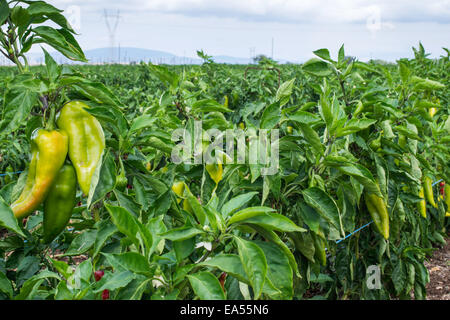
[336,221,374,244]
[432,179,443,187]
[0,171,23,177]
[333,179,443,244]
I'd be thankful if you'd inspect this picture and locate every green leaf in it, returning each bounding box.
[199,254,248,283]
[398,61,411,84]
[129,114,156,134]
[336,118,377,138]
[15,270,61,300]
[276,78,295,107]
[297,202,321,234]
[260,102,281,130]
[1,88,38,136]
[288,111,320,125]
[43,47,60,83]
[313,48,332,62]
[302,58,332,77]
[187,271,226,300]
[0,0,9,25]
[0,271,13,299]
[65,229,97,256]
[92,221,118,259]
[338,44,345,65]
[234,237,267,299]
[297,122,324,156]
[54,281,73,300]
[302,187,344,236]
[0,196,26,237]
[242,213,306,233]
[105,204,140,248]
[392,260,406,295]
[220,192,258,218]
[87,151,116,208]
[147,216,167,256]
[50,259,73,279]
[113,190,142,218]
[16,256,40,287]
[173,238,195,262]
[145,136,173,154]
[102,252,153,276]
[94,271,136,293]
[62,77,122,107]
[325,161,382,197]
[394,125,422,142]
[72,259,93,286]
[10,6,29,29]
[228,206,275,226]
[27,1,62,16]
[249,224,299,278]
[32,26,87,62]
[255,240,293,299]
[185,188,207,225]
[158,226,204,242]
[290,232,315,263]
[192,99,231,113]
[47,12,76,33]
[147,64,179,87]
[411,76,445,91]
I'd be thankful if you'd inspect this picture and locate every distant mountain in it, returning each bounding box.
[213,55,252,64]
[21,47,294,65]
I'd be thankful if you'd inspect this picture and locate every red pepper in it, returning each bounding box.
[94,270,104,282]
[102,289,110,300]
[219,272,227,292]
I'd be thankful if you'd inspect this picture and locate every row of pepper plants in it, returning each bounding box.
[0,0,449,300]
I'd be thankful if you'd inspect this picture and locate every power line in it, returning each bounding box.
[103,9,121,63]
[271,37,274,59]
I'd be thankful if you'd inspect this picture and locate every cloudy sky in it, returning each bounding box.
[44,0,450,62]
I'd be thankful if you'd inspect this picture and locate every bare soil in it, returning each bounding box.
[425,237,450,300]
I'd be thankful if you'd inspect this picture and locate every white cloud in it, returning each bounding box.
[49,0,450,24]
[39,0,449,62]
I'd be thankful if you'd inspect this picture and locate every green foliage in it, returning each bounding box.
[0,1,449,301]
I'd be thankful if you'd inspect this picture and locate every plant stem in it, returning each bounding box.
[45,106,56,130]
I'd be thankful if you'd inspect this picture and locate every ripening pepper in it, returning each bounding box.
[56,101,105,196]
[42,164,77,243]
[312,230,327,266]
[365,192,389,240]
[444,183,450,215]
[423,176,437,209]
[115,158,127,191]
[429,107,437,118]
[395,134,407,166]
[115,170,128,190]
[172,180,185,204]
[11,129,68,219]
[172,180,193,213]
[418,187,427,218]
[3,165,13,184]
[206,162,223,185]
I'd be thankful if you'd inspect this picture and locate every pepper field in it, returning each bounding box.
[0,0,449,301]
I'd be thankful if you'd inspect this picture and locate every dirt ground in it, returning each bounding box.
[424,237,450,300]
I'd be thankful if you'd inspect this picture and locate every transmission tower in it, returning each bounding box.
[103,9,121,63]
[249,47,256,63]
[271,37,274,59]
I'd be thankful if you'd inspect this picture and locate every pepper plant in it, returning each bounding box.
[0,0,449,301]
